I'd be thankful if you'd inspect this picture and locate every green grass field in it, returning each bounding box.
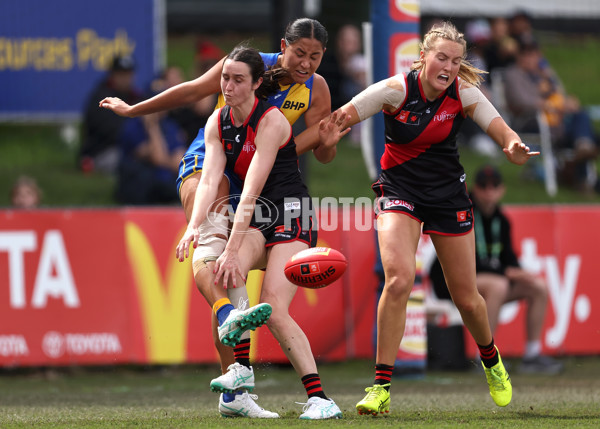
[1,358,599,428]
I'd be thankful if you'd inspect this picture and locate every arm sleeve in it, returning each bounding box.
[350,76,407,121]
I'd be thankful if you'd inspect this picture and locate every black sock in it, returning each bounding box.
[478,339,499,368]
[374,363,393,391]
[301,373,327,400]
[233,339,251,368]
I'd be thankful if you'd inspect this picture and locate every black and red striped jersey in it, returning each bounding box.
[218,97,308,203]
[377,69,469,207]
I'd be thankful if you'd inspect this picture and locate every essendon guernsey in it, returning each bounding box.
[218,97,308,203]
[375,69,470,207]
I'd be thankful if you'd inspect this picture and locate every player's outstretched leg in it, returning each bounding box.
[218,392,279,418]
[482,346,512,407]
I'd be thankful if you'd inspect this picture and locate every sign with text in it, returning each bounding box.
[1,205,598,367]
[0,0,162,121]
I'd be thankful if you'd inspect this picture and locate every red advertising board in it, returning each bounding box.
[462,205,600,357]
[0,207,378,367]
[1,205,599,367]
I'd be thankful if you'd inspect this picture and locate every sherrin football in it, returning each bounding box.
[284,247,347,289]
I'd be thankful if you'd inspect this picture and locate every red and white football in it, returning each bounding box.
[284,247,347,289]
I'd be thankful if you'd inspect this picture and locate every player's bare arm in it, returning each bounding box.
[175,111,226,261]
[100,57,225,117]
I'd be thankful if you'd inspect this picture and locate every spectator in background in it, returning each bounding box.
[163,42,226,146]
[319,24,366,144]
[503,42,599,192]
[459,19,498,156]
[10,176,42,209]
[429,165,564,375]
[115,109,187,205]
[484,17,518,77]
[80,55,141,174]
[319,24,366,110]
[509,10,537,47]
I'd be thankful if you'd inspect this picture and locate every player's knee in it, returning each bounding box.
[191,212,229,283]
[383,274,413,299]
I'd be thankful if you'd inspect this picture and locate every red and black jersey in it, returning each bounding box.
[218,97,308,204]
[374,69,469,207]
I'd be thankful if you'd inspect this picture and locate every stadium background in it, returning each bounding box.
[1,0,600,368]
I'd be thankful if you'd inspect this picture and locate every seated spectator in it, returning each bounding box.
[319,24,366,111]
[429,165,564,375]
[10,175,42,209]
[115,110,187,205]
[79,55,142,174]
[150,65,211,147]
[503,42,598,192]
[484,17,518,78]
[459,19,499,156]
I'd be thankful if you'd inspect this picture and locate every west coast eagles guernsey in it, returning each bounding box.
[372,69,469,207]
[216,52,314,126]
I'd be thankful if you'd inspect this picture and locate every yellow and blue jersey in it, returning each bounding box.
[176,52,315,196]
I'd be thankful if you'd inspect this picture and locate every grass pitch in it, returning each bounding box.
[0,357,599,428]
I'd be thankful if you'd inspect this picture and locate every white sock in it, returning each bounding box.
[524,340,542,359]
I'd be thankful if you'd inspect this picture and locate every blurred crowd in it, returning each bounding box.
[72,14,599,205]
[457,12,599,194]
[78,40,224,205]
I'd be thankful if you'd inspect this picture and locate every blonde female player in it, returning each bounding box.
[176,45,343,419]
[318,21,539,415]
[100,18,336,418]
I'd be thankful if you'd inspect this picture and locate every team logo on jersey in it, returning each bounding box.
[395,110,421,125]
[223,139,235,154]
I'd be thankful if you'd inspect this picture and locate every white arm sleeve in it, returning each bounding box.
[350,76,407,121]
[460,86,501,132]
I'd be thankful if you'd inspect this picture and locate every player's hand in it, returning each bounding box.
[214,248,245,289]
[503,141,540,165]
[99,97,134,117]
[318,110,352,149]
[175,225,200,262]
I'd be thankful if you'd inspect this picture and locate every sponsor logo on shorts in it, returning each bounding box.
[456,210,468,222]
[284,201,301,211]
[383,198,414,211]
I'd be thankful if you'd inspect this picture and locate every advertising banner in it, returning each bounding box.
[1,205,598,367]
[0,0,162,121]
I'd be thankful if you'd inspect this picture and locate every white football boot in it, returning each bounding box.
[298,397,343,419]
[219,392,280,418]
[210,362,255,393]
